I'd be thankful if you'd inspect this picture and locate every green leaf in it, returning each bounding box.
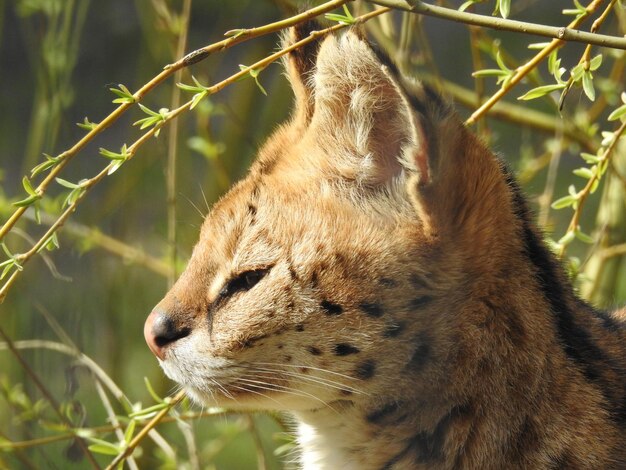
[570,63,585,82]
[608,103,626,121]
[88,443,121,456]
[124,420,136,443]
[518,83,566,101]
[495,51,511,72]
[238,65,268,96]
[582,71,595,101]
[55,178,80,189]
[190,91,207,110]
[528,42,552,50]
[589,54,602,71]
[224,28,246,38]
[99,145,129,161]
[498,0,510,18]
[472,69,510,78]
[574,227,594,244]
[144,377,163,403]
[110,84,135,104]
[0,260,14,280]
[13,194,40,207]
[573,167,594,179]
[558,230,576,246]
[459,0,479,12]
[41,233,59,252]
[22,176,36,196]
[325,5,355,25]
[76,117,97,131]
[31,153,61,177]
[551,195,577,209]
[580,152,600,164]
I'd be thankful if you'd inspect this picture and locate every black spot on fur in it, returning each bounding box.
[380,277,398,288]
[410,273,430,290]
[360,302,384,318]
[355,360,376,380]
[366,401,405,425]
[307,346,322,356]
[241,333,268,349]
[288,265,298,280]
[321,300,343,315]
[406,337,430,372]
[334,343,360,356]
[383,322,406,338]
[410,295,433,310]
[247,203,257,218]
[295,323,305,332]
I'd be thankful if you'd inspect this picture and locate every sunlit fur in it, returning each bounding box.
[149,26,626,469]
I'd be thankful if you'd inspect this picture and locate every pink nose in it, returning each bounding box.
[144,309,190,361]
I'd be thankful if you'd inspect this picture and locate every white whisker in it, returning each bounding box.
[252,361,362,383]
[249,366,366,395]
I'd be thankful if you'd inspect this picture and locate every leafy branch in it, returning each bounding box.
[0,0,352,244]
[553,118,626,258]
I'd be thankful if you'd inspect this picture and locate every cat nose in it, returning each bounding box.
[144,309,191,360]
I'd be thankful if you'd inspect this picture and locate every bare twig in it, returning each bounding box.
[367,0,626,50]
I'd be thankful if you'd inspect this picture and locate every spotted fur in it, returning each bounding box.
[145,24,626,469]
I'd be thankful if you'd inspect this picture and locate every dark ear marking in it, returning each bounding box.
[282,20,324,125]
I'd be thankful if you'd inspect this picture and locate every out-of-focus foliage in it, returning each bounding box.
[0,0,624,468]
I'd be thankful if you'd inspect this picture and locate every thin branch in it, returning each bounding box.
[21,211,169,277]
[0,328,101,469]
[368,0,611,125]
[104,390,187,470]
[597,242,626,260]
[0,0,351,243]
[166,0,192,288]
[558,120,626,258]
[0,6,390,303]
[367,0,626,50]
[420,74,597,152]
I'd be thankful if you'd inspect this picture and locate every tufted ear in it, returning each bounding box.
[306,30,431,186]
[282,21,324,129]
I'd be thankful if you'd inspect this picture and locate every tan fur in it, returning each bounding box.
[146,27,626,469]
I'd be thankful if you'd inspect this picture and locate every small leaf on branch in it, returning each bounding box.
[76,117,97,131]
[55,178,81,189]
[573,167,594,179]
[608,103,626,121]
[497,0,511,19]
[518,84,566,101]
[589,54,602,71]
[31,153,61,177]
[325,5,355,25]
[574,227,594,244]
[551,195,577,210]
[110,84,135,104]
[582,71,595,101]
[238,64,268,96]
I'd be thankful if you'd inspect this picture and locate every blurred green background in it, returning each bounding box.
[0,0,624,468]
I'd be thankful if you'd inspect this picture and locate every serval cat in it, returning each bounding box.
[144,24,626,469]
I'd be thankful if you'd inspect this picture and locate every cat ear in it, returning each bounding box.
[282,22,324,129]
[307,30,432,186]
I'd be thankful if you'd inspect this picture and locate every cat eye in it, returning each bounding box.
[219,268,270,299]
